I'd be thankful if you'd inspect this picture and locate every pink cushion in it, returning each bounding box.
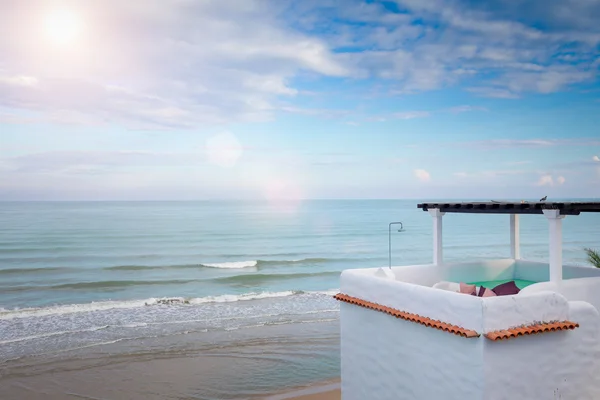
[481,288,497,297]
[459,282,476,295]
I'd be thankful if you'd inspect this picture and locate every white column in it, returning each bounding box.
[429,209,445,265]
[510,214,520,259]
[543,210,565,283]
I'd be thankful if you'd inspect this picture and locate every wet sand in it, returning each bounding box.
[0,320,340,400]
[263,380,340,400]
[289,388,340,400]
[1,358,340,400]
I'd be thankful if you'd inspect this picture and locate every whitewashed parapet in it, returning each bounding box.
[341,269,484,332]
[341,268,582,336]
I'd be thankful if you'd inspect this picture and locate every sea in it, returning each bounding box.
[1,200,599,399]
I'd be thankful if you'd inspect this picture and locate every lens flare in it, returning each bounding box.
[264,178,304,214]
[205,132,243,168]
[44,10,82,46]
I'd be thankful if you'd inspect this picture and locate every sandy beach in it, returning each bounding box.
[264,380,340,400]
[0,320,340,400]
[287,388,340,400]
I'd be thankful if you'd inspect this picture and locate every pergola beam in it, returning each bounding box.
[418,201,600,215]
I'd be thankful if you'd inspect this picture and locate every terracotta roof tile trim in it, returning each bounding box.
[333,293,480,338]
[334,293,579,341]
[485,321,579,341]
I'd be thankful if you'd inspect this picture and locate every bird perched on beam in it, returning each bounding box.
[540,195,547,202]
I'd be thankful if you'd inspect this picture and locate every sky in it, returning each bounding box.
[1,0,599,201]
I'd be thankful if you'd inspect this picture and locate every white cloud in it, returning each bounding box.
[0,75,38,87]
[0,150,207,174]
[467,87,520,99]
[447,105,488,113]
[466,138,600,149]
[0,0,348,128]
[345,0,600,96]
[394,111,430,120]
[593,155,600,162]
[536,175,554,186]
[1,0,599,128]
[535,174,566,186]
[414,169,431,182]
[453,169,531,180]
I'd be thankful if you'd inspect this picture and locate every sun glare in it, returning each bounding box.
[44,10,82,46]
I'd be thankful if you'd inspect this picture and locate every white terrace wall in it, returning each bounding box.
[439,259,515,284]
[387,259,516,287]
[514,260,600,283]
[522,277,600,313]
[339,270,484,400]
[385,258,600,288]
[340,302,484,400]
[483,300,600,399]
[341,270,483,331]
[340,269,600,400]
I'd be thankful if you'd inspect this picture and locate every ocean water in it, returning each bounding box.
[1,200,599,398]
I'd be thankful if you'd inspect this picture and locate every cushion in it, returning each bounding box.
[432,281,460,292]
[459,282,476,296]
[481,288,497,297]
[492,280,520,296]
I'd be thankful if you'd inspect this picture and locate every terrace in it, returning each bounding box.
[335,201,600,400]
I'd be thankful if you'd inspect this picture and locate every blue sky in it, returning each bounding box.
[1,0,599,201]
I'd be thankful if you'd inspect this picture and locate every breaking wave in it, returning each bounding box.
[201,260,258,269]
[0,269,341,293]
[0,289,338,321]
[103,257,340,271]
[0,257,367,275]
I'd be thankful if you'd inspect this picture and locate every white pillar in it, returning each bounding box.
[429,209,445,265]
[543,210,565,283]
[510,214,520,259]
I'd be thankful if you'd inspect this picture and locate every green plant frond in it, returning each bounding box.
[584,247,600,268]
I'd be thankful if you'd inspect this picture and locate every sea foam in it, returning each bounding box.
[201,260,258,269]
[0,289,337,320]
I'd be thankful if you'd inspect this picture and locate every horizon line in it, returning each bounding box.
[1,197,598,202]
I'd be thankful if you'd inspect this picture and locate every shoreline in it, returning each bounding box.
[0,321,340,400]
[262,379,340,400]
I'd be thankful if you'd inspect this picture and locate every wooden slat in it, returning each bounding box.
[417,201,600,215]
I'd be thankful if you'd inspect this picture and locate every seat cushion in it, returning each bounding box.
[492,280,520,296]
[459,282,476,295]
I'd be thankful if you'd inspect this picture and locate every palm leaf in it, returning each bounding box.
[584,248,600,268]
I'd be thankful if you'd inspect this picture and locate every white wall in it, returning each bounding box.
[563,265,600,279]
[512,259,550,282]
[522,277,600,313]
[340,268,600,400]
[514,260,600,282]
[483,301,600,400]
[481,291,569,333]
[371,258,600,289]
[340,303,484,400]
[341,269,483,331]
[438,259,515,284]
[367,259,517,288]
